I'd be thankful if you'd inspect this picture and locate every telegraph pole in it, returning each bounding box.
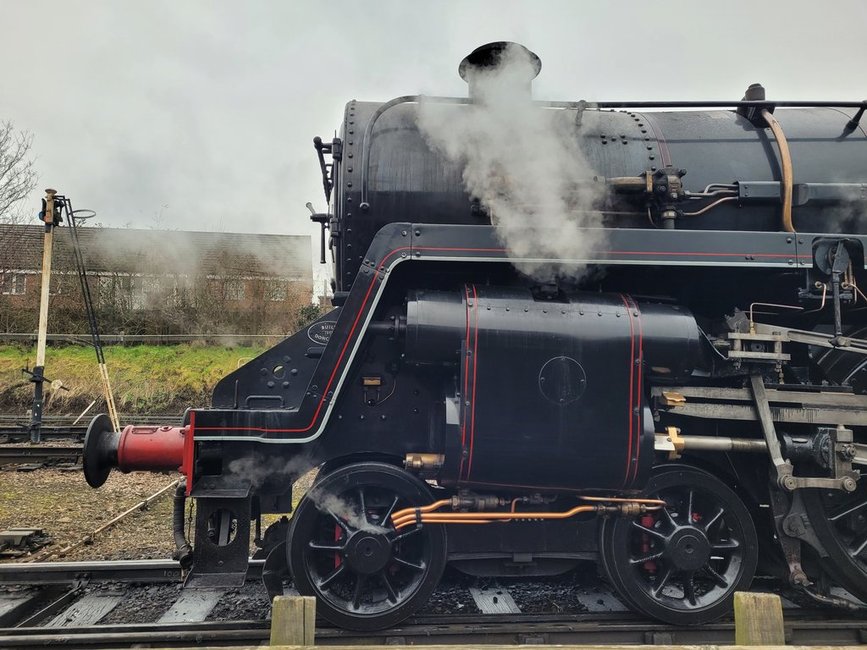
[29,188,61,443]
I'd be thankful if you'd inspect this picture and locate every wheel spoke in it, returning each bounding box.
[632,520,667,541]
[829,498,867,522]
[392,527,423,544]
[358,487,368,524]
[393,556,426,572]
[352,574,366,610]
[653,564,675,597]
[629,550,664,565]
[327,510,350,533]
[712,539,740,552]
[660,506,678,529]
[848,532,867,558]
[702,564,729,588]
[383,495,400,525]
[686,489,695,522]
[702,506,725,533]
[381,571,399,603]
[308,541,345,552]
[683,574,697,605]
[316,563,346,591]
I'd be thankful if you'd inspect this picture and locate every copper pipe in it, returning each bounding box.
[415,518,494,525]
[394,505,599,530]
[761,108,795,233]
[390,499,450,523]
[579,496,666,505]
[680,195,737,217]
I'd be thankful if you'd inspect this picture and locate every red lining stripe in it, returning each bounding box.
[632,297,644,485]
[198,239,809,437]
[620,294,636,488]
[466,284,480,480]
[381,245,809,264]
[196,271,380,434]
[458,284,472,480]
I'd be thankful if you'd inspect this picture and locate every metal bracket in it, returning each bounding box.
[752,321,867,357]
[750,375,859,492]
[185,496,251,589]
[768,485,810,587]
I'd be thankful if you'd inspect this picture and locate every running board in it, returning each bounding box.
[652,385,867,427]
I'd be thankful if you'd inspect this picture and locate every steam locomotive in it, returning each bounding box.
[83,42,867,629]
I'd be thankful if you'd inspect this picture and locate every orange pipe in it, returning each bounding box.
[579,496,666,505]
[394,504,599,530]
[392,496,666,530]
[761,108,795,233]
[391,499,450,523]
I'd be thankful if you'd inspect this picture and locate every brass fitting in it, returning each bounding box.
[404,453,444,478]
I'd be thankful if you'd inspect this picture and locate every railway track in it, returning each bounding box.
[0,559,865,647]
[0,415,180,443]
[0,559,264,584]
[0,611,865,647]
[0,445,83,467]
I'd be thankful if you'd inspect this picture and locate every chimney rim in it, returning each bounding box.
[458,41,541,83]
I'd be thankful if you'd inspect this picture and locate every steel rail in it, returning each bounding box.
[0,415,181,441]
[0,445,83,466]
[0,559,264,585]
[0,611,865,647]
[0,415,180,426]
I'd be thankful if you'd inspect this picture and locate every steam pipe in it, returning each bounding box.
[761,108,795,232]
[172,480,193,569]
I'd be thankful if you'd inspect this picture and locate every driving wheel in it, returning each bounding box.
[599,465,758,624]
[287,461,447,630]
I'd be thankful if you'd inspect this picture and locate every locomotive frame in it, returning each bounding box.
[83,42,867,629]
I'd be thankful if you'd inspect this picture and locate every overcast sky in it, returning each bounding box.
[2,0,866,284]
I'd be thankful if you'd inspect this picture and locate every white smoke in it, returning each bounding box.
[417,43,607,281]
[227,452,316,489]
[227,454,381,532]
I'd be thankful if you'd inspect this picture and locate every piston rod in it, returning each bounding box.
[655,431,768,457]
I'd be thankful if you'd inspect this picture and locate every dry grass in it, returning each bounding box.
[0,468,178,561]
[0,467,318,563]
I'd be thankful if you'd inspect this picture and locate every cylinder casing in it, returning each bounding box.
[404,286,703,491]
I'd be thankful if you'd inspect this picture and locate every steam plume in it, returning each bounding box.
[418,43,607,281]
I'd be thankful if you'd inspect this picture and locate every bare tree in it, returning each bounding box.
[0,121,36,305]
[0,120,37,222]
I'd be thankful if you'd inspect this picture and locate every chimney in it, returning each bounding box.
[458,41,541,102]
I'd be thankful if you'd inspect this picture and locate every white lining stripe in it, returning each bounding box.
[197,251,795,444]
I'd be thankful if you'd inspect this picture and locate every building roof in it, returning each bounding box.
[0,224,312,280]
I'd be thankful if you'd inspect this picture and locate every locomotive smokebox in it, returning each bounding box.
[83,413,187,488]
[459,41,541,102]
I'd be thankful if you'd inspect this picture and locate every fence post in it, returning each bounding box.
[734,591,785,645]
[270,595,316,646]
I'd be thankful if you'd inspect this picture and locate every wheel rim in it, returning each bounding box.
[602,466,757,623]
[807,338,867,598]
[804,484,867,600]
[625,486,745,609]
[289,463,446,627]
